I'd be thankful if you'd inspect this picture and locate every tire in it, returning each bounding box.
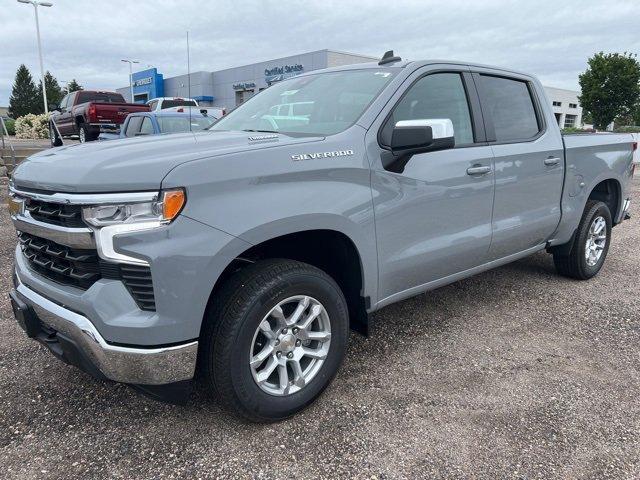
[78,123,97,143]
[553,200,612,280]
[49,122,62,147]
[199,259,349,422]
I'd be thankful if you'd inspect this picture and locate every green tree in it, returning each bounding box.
[633,105,640,126]
[63,79,83,94]
[36,71,64,111]
[578,52,640,130]
[8,64,40,118]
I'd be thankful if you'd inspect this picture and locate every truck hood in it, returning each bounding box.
[12,130,321,193]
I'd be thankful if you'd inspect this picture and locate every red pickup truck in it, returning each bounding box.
[49,91,149,146]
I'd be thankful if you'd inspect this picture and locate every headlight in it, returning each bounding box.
[82,189,186,227]
[83,189,186,266]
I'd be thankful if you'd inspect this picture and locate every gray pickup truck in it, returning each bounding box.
[7,52,636,422]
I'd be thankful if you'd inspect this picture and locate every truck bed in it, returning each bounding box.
[81,101,150,126]
[552,132,635,245]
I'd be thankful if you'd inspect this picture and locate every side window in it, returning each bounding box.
[148,100,158,111]
[384,73,474,146]
[479,75,541,142]
[59,95,68,109]
[66,93,76,108]
[139,116,154,135]
[124,116,143,137]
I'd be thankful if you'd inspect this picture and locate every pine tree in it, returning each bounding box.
[8,65,40,118]
[37,71,64,111]
[64,79,83,94]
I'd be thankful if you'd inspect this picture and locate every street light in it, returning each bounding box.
[121,59,140,103]
[17,0,53,114]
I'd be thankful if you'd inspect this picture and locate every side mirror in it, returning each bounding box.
[383,119,456,173]
[391,119,455,153]
[49,103,60,111]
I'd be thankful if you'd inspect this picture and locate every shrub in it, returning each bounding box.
[614,125,640,133]
[14,113,50,139]
[2,118,15,136]
[561,127,595,134]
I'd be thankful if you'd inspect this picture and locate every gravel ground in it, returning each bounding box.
[0,176,639,480]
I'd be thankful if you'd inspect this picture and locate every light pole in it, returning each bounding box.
[18,0,53,114]
[121,59,139,103]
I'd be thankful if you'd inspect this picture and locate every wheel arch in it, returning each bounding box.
[587,178,622,224]
[203,226,374,336]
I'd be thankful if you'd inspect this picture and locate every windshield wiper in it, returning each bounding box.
[242,129,279,134]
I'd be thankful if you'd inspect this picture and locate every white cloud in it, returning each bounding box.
[1,0,638,105]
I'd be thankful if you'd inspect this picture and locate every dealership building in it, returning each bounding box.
[117,48,584,128]
[116,49,376,109]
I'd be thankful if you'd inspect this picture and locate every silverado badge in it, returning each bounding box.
[291,150,354,161]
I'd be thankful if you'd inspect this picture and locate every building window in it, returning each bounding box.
[569,103,577,108]
[564,114,577,129]
[552,101,562,107]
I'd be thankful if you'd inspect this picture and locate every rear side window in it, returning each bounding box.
[140,117,154,135]
[124,116,143,137]
[479,75,540,142]
[383,73,474,145]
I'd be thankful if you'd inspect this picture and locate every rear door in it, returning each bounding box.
[368,66,496,303]
[473,71,564,259]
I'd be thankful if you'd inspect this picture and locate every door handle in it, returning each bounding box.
[466,165,492,176]
[544,157,561,166]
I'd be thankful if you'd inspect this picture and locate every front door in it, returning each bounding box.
[368,68,496,304]
[55,92,75,135]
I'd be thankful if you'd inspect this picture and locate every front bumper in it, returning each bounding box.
[10,269,198,386]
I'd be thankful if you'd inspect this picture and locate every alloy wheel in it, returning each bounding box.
[585,216,607,266]
[249,295,331,396]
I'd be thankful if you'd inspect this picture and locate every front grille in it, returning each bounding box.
[19,232,101,289]
[25,199,85,228]
[18,232,156,311]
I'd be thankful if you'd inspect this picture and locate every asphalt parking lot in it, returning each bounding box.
[0,175,638,480]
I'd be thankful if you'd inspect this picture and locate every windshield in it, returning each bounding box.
[158,116,214,133]
[161,99,198,109]
[210,69,396,136]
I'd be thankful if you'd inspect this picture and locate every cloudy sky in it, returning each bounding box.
[1,0,638,106]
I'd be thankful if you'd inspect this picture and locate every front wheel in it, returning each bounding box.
[553,200,612,280]
[199,259,349,422]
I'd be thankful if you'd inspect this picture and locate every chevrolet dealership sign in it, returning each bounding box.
[134,77,153,87]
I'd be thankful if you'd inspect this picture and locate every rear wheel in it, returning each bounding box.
[78,123,97,143]
[199,259,349,422]
[553,200,612,280]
